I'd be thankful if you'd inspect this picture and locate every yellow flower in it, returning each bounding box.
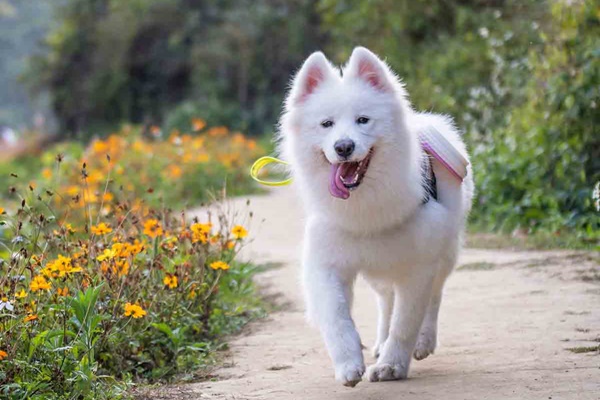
[197,153,210,163]
[91,222,112,235]
[57,287,69,297]
[191,222,212,234]
[143,219,164,238]
[190,223,212,244]
[96,248,117,262]
[42,168,52,179]
[43,255,82,277]
[66,185,79,196]
[24,314,38,323]
[226,241,235,250]
[209,261,230,271]
[123,302,147,319]
[30,276,51,292]
[0,207,5,214]
[53,223,77,236]
[163,274,178,289]
[102,192,114,202]
[114,260,129,277]
[15,289,27,299]
[128,240,145,256]
[0,350,7,360]
[187,283,198,299]
[231,225,248,239]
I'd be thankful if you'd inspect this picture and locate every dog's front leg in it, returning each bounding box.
[303,225,364,386]
[303,261,364,386]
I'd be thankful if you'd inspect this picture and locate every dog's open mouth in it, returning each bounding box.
[329,150,373,200]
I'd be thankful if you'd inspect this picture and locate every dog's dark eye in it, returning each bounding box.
[356,116,370,125]
[321,120,334,128]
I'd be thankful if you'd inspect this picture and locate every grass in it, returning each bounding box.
[566,345,600,354]
[466,230,599,252]
[456,262,496,271]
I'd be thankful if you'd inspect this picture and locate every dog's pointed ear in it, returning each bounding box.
[289,52,336,105]
[345,47,393,92]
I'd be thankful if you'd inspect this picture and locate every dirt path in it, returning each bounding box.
[182,188,599,400]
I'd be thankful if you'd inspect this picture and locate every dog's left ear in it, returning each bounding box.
[345,47,393,92]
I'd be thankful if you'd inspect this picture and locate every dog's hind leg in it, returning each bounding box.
[366,280,394,359]
[367,271,434,381]
[414,240,459,360]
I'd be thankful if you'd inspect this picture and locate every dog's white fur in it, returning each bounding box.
[277,47,474,386]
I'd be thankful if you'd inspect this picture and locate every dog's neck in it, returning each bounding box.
[295,135,426,235]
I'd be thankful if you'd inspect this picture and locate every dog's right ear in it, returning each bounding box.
[288,52,336,106]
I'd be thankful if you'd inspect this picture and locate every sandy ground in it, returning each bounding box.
[172,188,599,400]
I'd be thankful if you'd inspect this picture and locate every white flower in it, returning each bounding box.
[0,300,14,312]
[593,182,600,212]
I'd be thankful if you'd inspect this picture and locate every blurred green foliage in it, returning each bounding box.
[0,0,55,127]
[25,0,324,137]
[319,0,599,242]
[21,0,600,243]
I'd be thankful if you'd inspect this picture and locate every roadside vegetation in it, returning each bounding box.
[0,121,265,399]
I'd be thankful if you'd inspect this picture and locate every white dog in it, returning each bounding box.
[277,47,474,386]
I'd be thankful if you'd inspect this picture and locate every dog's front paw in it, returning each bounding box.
[335,361,365,387]
[413,328,437,361]
[366,362,408,382]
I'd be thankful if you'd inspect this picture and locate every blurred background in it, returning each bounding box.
[0,0,598,245]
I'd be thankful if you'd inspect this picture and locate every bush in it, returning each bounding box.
[0,120,264,212]
[319,0,599,244]
[470,1,599,239]
[0,122,266,399]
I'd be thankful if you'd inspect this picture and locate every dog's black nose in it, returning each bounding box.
[334,139,355,158]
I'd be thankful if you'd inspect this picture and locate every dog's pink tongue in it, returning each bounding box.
[329,164,350,199]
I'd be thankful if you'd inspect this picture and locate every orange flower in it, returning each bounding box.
[166,164,183,179]
[150,125,162,137]
[24,314,38,323]
[114,260,129,277]
[143,219,164,238]
[0,207,4,214]
[207,126,228,137]
[0,350,7,360]
[57,287,69,297]
[123,302,147,318]
[191,117,206,132]
[91,222,112,235]
[209,261,230,271]
[92,140,110,154]
[42,168,52,179]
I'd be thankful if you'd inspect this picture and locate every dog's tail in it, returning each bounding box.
[412,112,474,217]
